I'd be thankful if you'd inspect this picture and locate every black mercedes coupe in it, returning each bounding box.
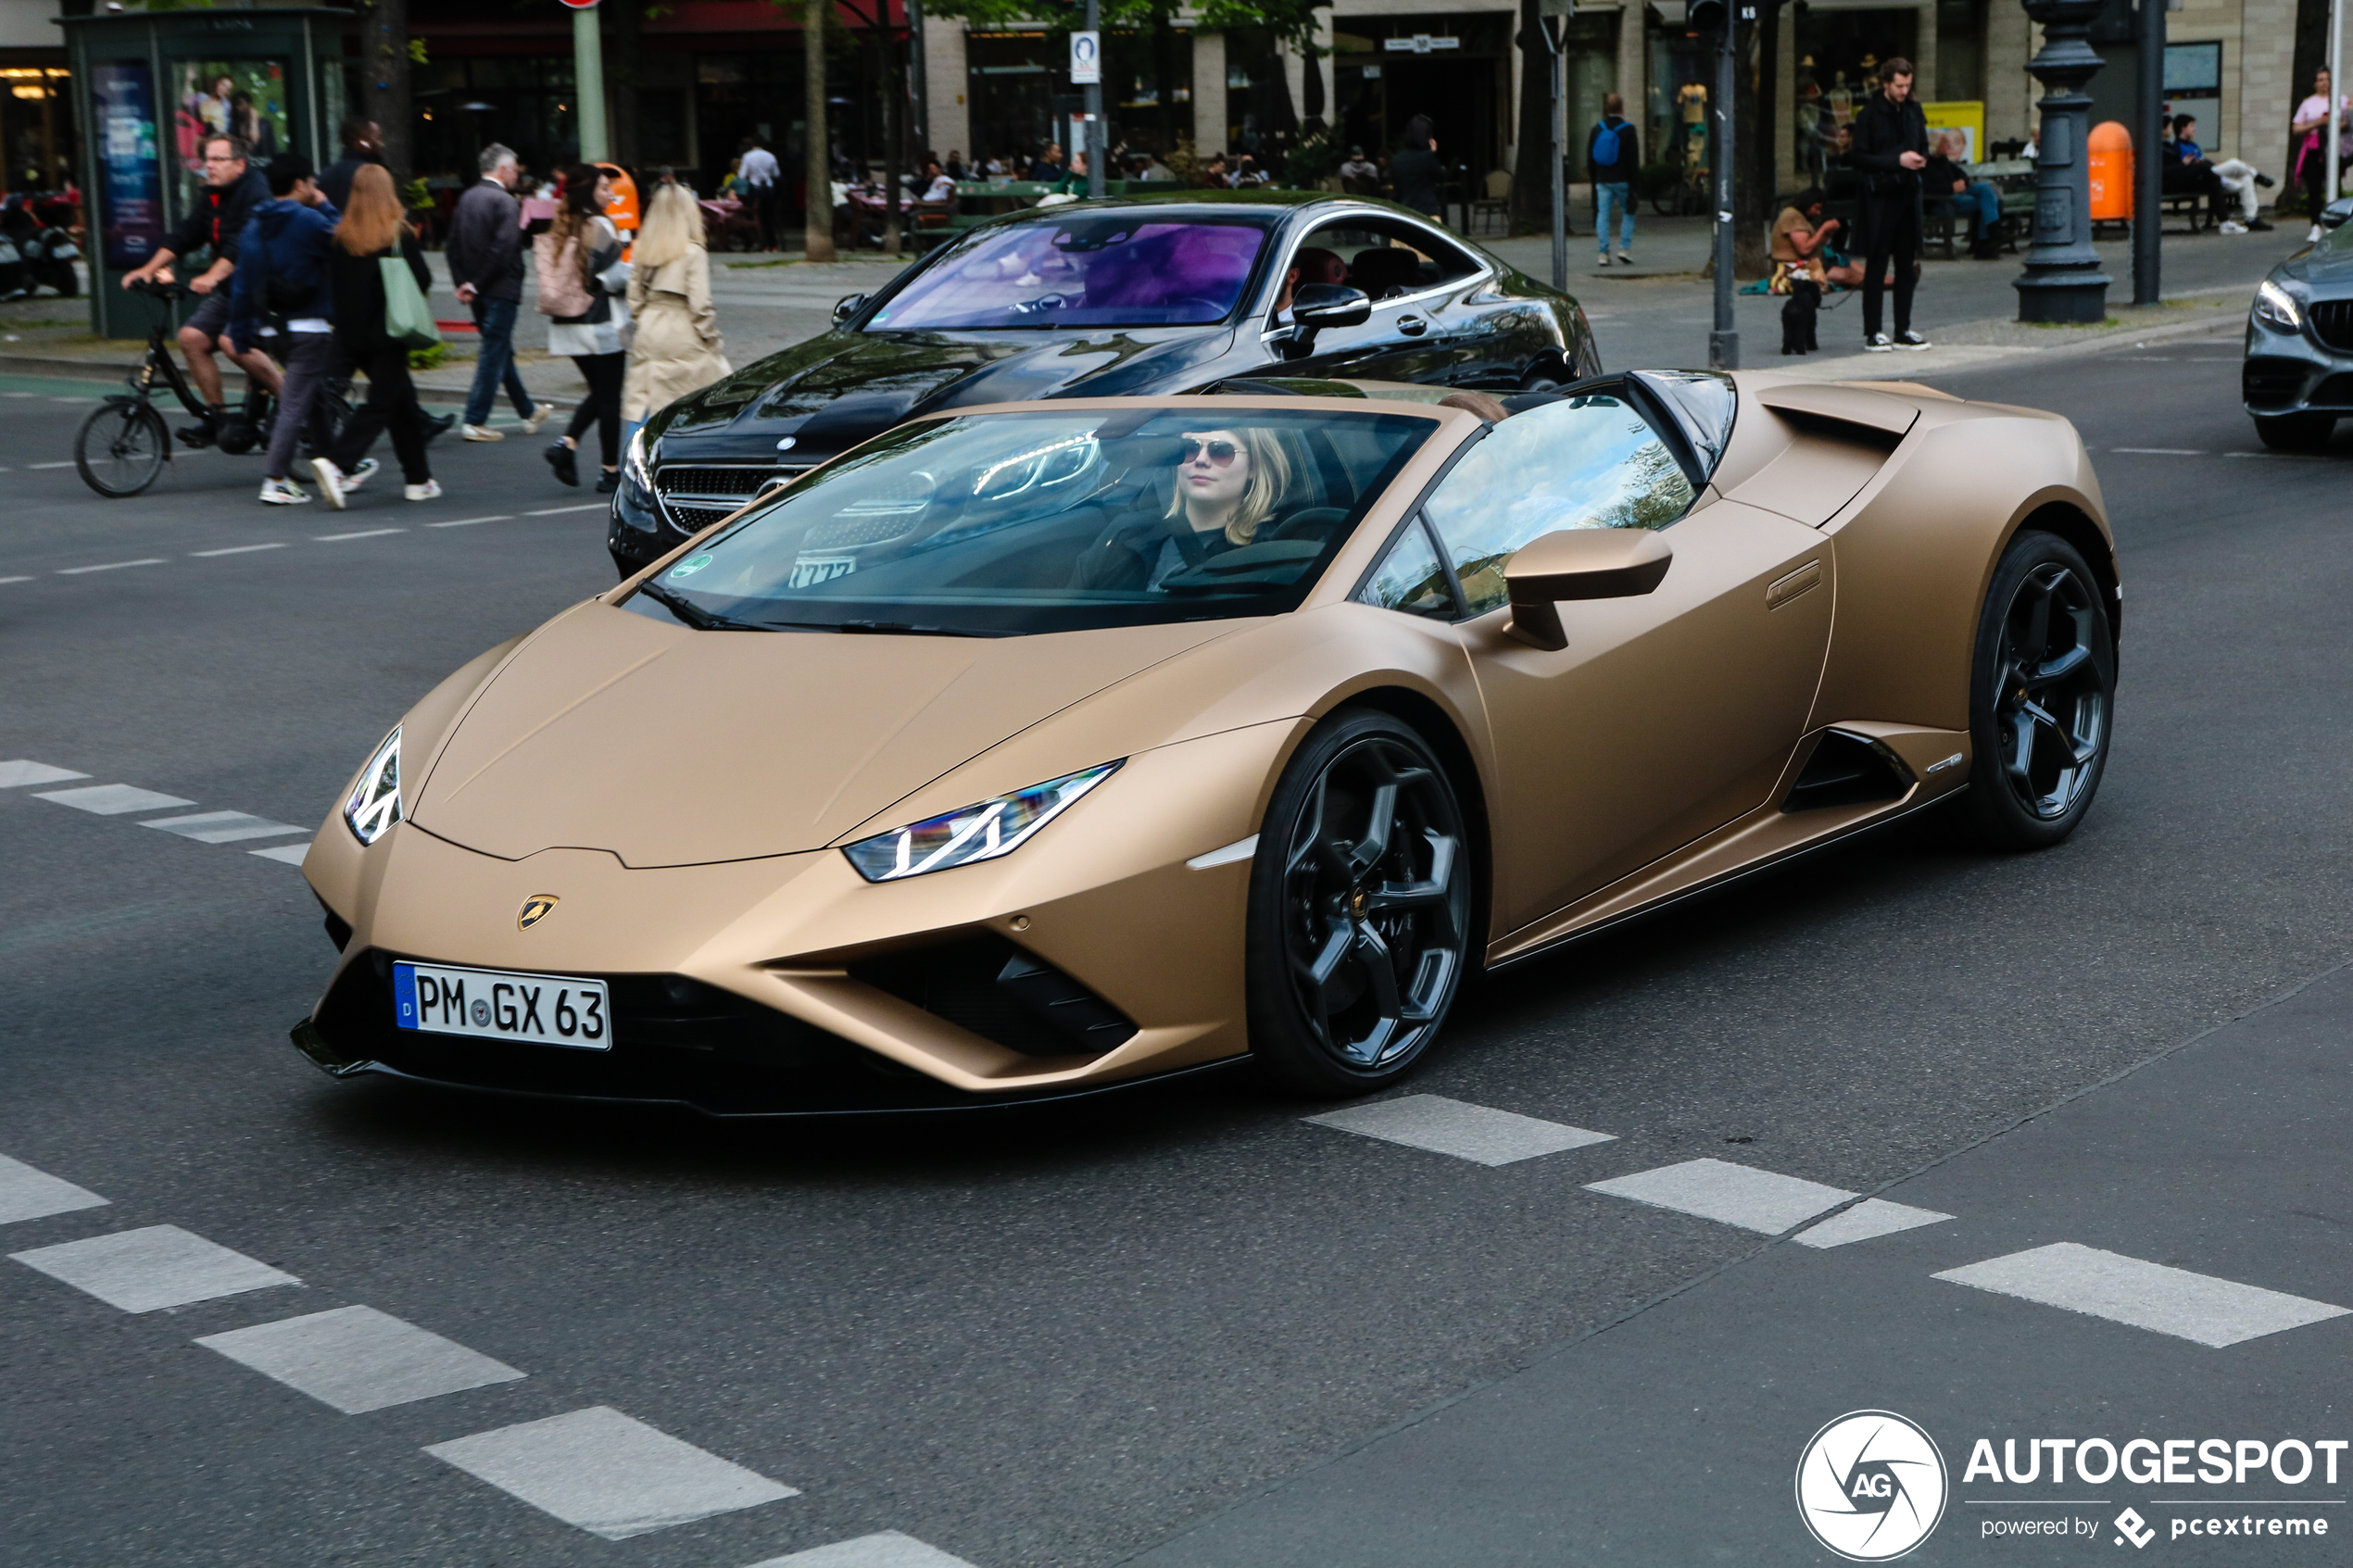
[607,192,1602,576]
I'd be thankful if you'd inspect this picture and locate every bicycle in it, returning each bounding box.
[74,278,351,498]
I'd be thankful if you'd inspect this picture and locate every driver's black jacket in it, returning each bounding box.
[163,168,271,267]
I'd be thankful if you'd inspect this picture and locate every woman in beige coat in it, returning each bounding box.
[623,182,731,440]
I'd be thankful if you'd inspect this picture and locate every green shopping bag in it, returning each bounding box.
[381,257,441,350]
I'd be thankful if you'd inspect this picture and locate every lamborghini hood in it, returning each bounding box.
[408,602,1236,868]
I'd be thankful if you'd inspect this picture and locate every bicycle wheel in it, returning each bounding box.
[74,400,170,497]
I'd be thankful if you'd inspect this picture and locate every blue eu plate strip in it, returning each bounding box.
[393,963,419,1031]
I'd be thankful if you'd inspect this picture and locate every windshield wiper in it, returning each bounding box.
[635,579,770,632]
[836,619,999,638]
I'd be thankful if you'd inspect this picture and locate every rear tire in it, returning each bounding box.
[74,400,169,497]
[2253,411,2334,450]
[1246,709,1474,1097]
[1961,530,2116,849]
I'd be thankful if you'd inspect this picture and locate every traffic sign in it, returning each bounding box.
[1070,30,1101,84]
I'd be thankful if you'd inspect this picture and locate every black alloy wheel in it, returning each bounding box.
[73,399,169,498]
[2253,411,2334,451]
[1963,531,2116,848]
[1247,710,1474,1096]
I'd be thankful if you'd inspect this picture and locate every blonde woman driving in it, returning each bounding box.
[1071,426,1297,590]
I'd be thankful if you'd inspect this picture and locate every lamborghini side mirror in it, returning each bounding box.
[1502,528,1673,650]
[834,293,867,324]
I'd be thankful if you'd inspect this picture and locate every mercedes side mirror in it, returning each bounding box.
[1502,528,1674,650]
[833,293,867,324]
[2322,197,2353,231]
[1293,283,1372,329]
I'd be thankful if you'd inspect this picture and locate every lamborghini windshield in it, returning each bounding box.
[624,408,1434,636]
[866,215,1276,330]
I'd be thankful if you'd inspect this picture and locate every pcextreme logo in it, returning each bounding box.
[1796,1411,1951,1561]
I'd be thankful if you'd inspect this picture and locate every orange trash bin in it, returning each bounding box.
[2088,120,2133,221]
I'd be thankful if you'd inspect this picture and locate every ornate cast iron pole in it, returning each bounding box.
[2015,0,2112,322]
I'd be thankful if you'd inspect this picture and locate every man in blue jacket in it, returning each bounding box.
[1588,94,1639,267]
[229,153,349,505]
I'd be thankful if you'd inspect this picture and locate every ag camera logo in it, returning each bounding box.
[1796,1411,1950,1561]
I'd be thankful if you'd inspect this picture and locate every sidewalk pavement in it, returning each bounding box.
[0,220,2279,398]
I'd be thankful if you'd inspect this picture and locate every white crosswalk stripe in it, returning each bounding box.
[1793,1198,1953,1248]
[1934,1243,2352,1348]
[196,1305,526,1413]
[425,1406,799,1539]
[10,1224,300,1312]
[249,843,310,865]
[1307,1095,1617,1166]
[1585,1159,1856,1235]
[0,1153,108,1225]
[141,810,308,844]
[33,783,197,815]
[744,1533,981,1568]
[0,759,90,788]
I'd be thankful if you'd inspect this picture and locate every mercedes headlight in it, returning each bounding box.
[623,424,657,496]
[842,761,1121,882]
[2254,279,2306,333]
[343,727,402,846]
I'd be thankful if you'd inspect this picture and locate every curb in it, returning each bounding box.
[0,351,520,408]
[1756,305,2247,383]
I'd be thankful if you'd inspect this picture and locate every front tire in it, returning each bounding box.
[1246,710,1475,1097]
[74,400,169,497]
[1962,531,2116,848]
[2253,412,2334,450]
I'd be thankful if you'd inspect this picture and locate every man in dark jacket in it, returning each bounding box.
[318,116,381,211]
[227,153,340,505]
[1847,58,1932,351]
[1588,93,1640,266]
[119,132,281,445]
[1390,115,1447,223]
[446,141,550,441]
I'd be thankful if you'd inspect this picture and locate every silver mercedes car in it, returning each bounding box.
[2244,197,2353,448]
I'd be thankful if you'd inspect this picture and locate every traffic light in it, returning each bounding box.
[1688,0,1728,30]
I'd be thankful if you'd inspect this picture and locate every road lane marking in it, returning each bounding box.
[57,558,167,574]
[1934,1243,2351,1348]
[1585,1159,1856,1234]
[314,529,405,542]
[425,514,515,528]
[1306,1095,1617,1166]
[249,843,310,865]
[196,1305,526,1413]
[0,1154,108,1226]
[0,575,31,584]
[743,1534,980,1567]
[10,1224,300,1312]
[1793,1198,1954,1248]
[141,810,307,844]
[190,543,289,558]
[0,760,90,788]
[33,783,197,815]
[425,1406,799,1539]
[29,460,74,469]
[525,503,606,515]
[2110,447,2207,455]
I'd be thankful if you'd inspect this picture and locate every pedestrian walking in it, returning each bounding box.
[622,182,730,451]
[1849,57,1931,352]
[447,143,553,444]
[317,116,380,212]
[226,152,340,505]
[1588,94,1639,267]
[1390,116,1447,225]
[537,163,632,493]
[737,136,780,250]
[311,164,439,506]
[2292,69,2350,240]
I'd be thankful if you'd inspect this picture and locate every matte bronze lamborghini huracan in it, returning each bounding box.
[294,371,2118,1113]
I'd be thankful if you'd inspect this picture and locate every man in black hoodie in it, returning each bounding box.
[1848,58,1931,351]
[120,132,281,445]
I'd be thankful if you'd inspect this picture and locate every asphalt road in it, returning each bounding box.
[4,335,2350,1568]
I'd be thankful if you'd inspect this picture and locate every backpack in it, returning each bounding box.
[1592,119,1622,168]
[533,228,594,319]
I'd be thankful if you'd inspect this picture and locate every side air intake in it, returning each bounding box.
[1780,730,1916,813]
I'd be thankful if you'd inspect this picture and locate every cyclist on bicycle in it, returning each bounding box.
[118,132,283,448]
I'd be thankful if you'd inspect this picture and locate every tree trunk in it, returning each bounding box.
[361,0,412,189]
[879,29,902,255]
[805,0,836,260]
[608,0,641,168]
[1152,4,1174,152]
[1512,0,1553,236]
[1733,10,1770,279]
[2294,0,2332,187]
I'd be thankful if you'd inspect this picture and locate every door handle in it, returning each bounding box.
[1396,313,1429,337]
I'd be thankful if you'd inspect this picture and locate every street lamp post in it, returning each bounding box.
[2014,0,2111,322]
[1708,1,1739,368]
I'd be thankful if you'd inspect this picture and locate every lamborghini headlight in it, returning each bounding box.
[2254,279,2306,333]
[343,726,402,846]
[842,761,1121,882]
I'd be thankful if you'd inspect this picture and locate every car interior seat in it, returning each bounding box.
[1348,246,1423,301]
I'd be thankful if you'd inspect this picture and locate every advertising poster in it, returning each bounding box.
[172,58,290,205]
[94,61,165,271]
[1924,99,1987,162]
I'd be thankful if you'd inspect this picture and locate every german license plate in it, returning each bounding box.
[393,961,610,1050]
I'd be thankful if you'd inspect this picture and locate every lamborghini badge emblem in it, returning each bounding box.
[518,895,560,930]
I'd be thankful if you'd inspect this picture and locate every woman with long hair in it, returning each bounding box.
[2294,68,2350,239]
[311,162,438,506]
[536,163,631,489]
[622,182,729,445]
[1068,425,1300,591]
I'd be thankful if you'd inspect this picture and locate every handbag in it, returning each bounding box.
[381,255,441,350]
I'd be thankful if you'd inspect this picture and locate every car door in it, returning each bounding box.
[1399,389,1835,938]
[1250,216,1485,385]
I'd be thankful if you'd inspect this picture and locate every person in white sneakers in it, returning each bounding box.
[312,166,442,506]
[447,144,555,443]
